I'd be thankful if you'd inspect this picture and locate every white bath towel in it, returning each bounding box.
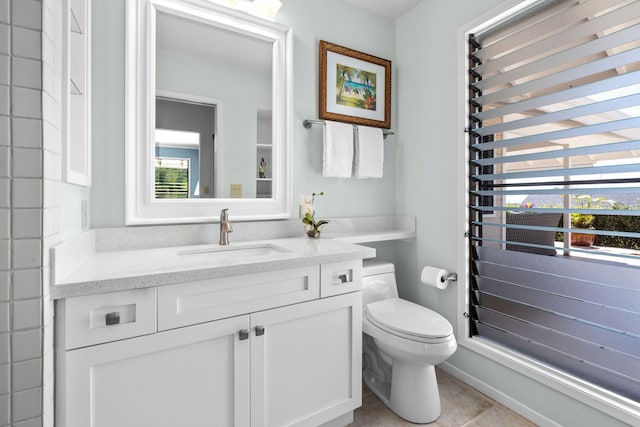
[323,121,354,178]
[355,126,384,178]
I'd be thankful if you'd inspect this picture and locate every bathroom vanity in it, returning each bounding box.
[52,236,375,427]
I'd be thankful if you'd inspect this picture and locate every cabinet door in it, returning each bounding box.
[60,315,250,427]
[251,292,362,427]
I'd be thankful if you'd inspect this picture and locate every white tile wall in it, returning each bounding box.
[0,85,9,116]
[12,57,41,90]
[0,334,11,365]
[0,54,9,86]
[12,210,42,240]
[12,118,41,149]
[11,388,41,422]
[0,0,9,24]
[0,333,8,364]
[13,149,42,179]
[3,0,54,425]
[11,0,41,31]
[12,269,41,300]
[0,117,9,146]
[11,87,42,119]
[11,359,41,392]
[11,27,41,60]
[42,0,63,425]
[0,24,9,55]
[10,329,41,362]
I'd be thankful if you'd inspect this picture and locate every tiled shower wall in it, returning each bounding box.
[1,0,60,426]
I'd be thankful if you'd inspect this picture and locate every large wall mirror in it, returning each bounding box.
[125,0,292,224]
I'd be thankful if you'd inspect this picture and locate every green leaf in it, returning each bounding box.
[316,220,329,227]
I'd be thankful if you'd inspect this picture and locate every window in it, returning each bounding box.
[155,157,190,198]
[466,0,640,403]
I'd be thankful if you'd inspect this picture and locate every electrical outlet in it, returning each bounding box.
[230,184,242,198]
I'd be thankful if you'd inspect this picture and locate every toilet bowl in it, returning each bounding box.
[361,261,457,424]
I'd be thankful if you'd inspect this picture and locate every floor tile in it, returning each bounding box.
[350,368,537,426]
[463,405,537,427]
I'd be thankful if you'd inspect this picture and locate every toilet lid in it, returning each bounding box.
[365,298,453,340]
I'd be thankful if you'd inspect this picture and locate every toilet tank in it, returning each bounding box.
[362,261,399,308]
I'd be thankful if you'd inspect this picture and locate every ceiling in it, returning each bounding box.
[343,0,421,19]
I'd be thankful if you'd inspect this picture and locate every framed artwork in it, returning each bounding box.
[319,40,392,129]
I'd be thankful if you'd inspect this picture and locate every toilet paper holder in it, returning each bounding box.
[442,272,458,283]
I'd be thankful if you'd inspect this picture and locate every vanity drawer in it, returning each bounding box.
[157,265,320,330]
[321,260,362,297]
[60,287,157,350]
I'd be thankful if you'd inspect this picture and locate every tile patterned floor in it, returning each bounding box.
[350,368,537,426]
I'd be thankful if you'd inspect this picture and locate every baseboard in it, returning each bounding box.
[439,362,560,427]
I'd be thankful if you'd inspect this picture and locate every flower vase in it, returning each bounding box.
[305,225,320,238]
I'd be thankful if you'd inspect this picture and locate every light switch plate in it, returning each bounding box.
[230,184,242,198]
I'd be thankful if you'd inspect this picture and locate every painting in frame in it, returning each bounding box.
[319,40,392,129]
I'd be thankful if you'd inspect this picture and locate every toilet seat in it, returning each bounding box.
[365,298,453,344]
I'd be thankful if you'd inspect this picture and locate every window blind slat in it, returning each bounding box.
[476,262,640,311]
[475,305,640,357]
[475,24,640,93]
[472,186,640,196]
[473,140,640,166]
[476,94,640,137]
[474,47,640,107]
[475,0,624,59]
[475,324,640,401]
[473,162,640,181]
[474,0,640,75]
[475,279,640,337]
[473,206,640,217]
[474,221,640,240]
[473,70,640,122]
[473,117,640,151]
[475,307,640,381]
[476,246,640,286]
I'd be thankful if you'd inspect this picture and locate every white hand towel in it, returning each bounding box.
[355,125,384,178]
[323,121,354,178]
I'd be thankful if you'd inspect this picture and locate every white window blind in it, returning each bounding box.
[468,0,640,401]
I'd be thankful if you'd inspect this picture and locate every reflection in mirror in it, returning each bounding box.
[155,97,216,199]
[156,10,272,199]
[125,0,292,224]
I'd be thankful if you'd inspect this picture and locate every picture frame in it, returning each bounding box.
[319,40,392,129]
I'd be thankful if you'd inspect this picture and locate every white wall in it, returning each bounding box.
[394,1,629,426]
[90,0,398,227]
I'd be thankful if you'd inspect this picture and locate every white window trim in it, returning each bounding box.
[456,1,640,425]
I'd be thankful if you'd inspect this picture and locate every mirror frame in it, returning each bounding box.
[125,0,292,224]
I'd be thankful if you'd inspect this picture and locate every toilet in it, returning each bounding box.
[361,261,457,424]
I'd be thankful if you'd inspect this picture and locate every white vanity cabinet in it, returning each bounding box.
[56,261,363,427]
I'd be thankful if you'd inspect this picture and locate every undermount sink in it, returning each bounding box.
[177,243,291,260]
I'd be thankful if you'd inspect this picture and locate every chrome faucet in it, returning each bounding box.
[219,208,233,245]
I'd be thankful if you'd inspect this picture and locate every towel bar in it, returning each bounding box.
[303,119,394,138]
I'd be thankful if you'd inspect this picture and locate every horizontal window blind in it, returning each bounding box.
[467,0,640,401]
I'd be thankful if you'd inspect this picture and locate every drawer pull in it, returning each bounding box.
[105,312,121,326]
[239,329,249,341]
[255,325,265,336]
[338,273,352,283]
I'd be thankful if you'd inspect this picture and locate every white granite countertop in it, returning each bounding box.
[51,237,376,299]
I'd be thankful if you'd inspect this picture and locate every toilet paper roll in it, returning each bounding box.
[421,266,450,290]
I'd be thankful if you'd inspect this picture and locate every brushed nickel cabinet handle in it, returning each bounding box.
[105,312,120,326]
